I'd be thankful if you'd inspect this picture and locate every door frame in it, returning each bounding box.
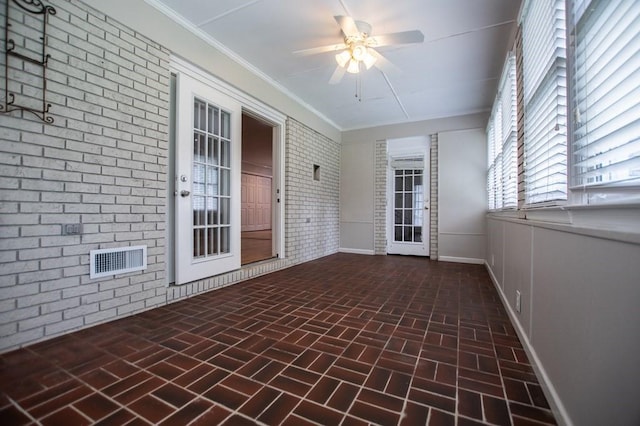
[386,136,431,256]
[168,56,286,284]
[241,108,284,259]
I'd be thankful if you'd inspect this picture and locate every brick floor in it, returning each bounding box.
[0,253,556,425]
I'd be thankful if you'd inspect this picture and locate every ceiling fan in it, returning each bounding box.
[294,15,424,84]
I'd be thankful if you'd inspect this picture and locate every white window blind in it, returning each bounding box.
[487,54,517,210]
[569,0,640,204]
[501,54,518,209]
[487,121,498,209]
[522,0,568,205]
[487,102,503,209]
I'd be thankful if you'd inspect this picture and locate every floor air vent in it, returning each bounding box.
[90,246,147,279]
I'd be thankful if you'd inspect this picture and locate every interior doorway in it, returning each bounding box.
[241,113,275,264]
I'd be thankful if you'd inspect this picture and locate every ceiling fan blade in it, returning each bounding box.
[369,49,401,74]
[334,15,360,38]
[369,30,424,47]
[293,43,348,56]
[329,65,347,85]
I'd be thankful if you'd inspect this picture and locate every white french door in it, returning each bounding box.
[175,72,242,284]
[387,157,430,256]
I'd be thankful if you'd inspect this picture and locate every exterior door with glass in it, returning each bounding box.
[387,157,429,256]
[175,72,242,284]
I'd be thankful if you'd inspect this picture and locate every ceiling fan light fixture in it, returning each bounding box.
[362,50,377,69]
[351,44,367,62]
[335,50,351,67]
[346,59,360,74]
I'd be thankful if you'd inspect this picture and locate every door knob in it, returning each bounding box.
[180,190,190,197]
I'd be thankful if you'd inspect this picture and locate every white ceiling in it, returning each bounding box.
[150,0,521,131]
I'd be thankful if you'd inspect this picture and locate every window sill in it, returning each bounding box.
[487,204,640,245]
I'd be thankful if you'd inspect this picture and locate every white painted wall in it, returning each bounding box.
[339,140,375,253]
[486,217,640,426]
[438,129,487,263]
[339,114,489,254]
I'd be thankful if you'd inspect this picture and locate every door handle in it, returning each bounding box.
[180,190,190,197]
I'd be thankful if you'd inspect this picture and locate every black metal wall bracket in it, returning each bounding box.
[1,0,56,123]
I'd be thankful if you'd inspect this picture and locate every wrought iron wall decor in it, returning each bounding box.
[1,0,56,123]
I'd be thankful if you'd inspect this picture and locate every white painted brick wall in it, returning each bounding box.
[430,134,439,259]
[0,0,343,354]
[374,140,387,254]
[284,118,340,264]
[0,0,170,351]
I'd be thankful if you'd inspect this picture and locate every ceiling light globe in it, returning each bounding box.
[346,59,360,74]
[352,45,367,61]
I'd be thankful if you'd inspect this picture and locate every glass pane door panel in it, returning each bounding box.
[221,140,230,167]
[207,198,218,225]
[220,198,230,225]
[404,176,413,191]
[393,168,424,243]
[207,228,218,256]
[206,136,216,164]
[221,227,230,253]
[194,228,205,258]
[194,100,206,130]
[194,133,205,159]
[191,96,234,258]
[193,196,205,226]
[403,226,412,242]
[403,210,412,225]
[221,111,230,138]
[221,169,230,196]
[206,166,217,196]
[208,105,219,135]
[395,226,402,241]
[414,227,422,242]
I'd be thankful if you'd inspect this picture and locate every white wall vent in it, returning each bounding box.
[90,246,147,279]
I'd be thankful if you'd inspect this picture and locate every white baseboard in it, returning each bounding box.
[484,262,572,426]
[438,256,485,264]
[338,248,375,255]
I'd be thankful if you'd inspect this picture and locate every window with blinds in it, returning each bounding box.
[568,0,640,204]
[487,54,517,210]
[522,0,568,205]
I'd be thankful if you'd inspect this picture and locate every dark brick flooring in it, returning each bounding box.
[0,253,556,425]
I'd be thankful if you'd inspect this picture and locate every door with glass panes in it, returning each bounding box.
[175,72,242,284]
[387,158,429,256]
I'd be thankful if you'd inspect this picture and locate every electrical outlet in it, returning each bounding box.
[515,290,522,313]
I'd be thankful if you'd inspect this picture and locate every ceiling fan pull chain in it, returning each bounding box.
[355,74,362,102]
